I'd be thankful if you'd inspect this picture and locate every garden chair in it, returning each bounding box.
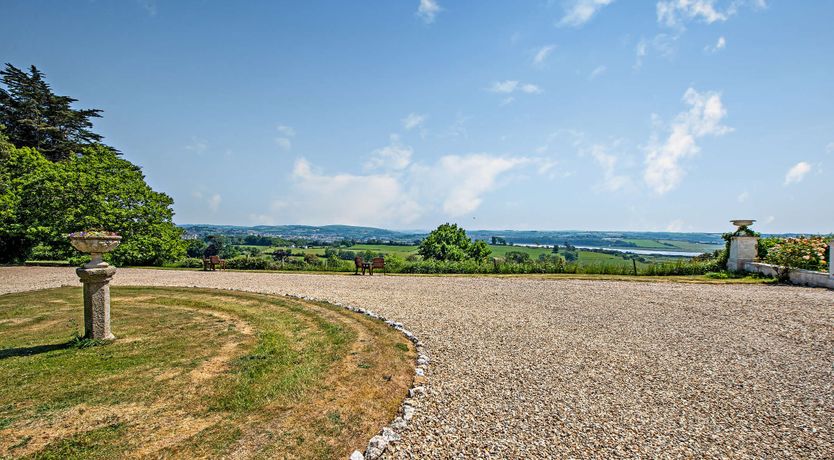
[204,255,225,271]
[354,256,369,275]
[369,257,385,275]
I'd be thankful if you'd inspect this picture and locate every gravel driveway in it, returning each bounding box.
[2,267,832,458]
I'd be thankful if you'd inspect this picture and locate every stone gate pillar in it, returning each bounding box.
[727,236,758,272]
[726,220,758,273]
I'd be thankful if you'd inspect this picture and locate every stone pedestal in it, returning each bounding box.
[727,236,758,273]
[76,266,117,340]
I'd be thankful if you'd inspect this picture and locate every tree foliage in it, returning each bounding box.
[0,139,185,265]
[0,64,103,161]
[468,240,492,263]
[504,250,531,264]
[418,223,492,262]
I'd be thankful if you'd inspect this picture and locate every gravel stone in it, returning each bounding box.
[2,267,832,459]
[365,435,387,459]
[402,405,416,422]
[381,427,400,443]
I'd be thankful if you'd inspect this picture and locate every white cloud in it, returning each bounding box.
[402,113,427,131]
[185,137,208,154]
[657,0,766,29]
[737,190,749,203]
[634,34,678,69]
[589,65,607,80]
[634,40,648,69]
[705,35,727,53]
[275,124,295,151]
[533,45,556,65]
[534,158,559,178]
[644,88,732,194]
[417,0,441,23]
[276,149,531,226]
[138,0,157,16]
[489,80,542,94]
[558,0,614,28]
[490,80,519,93]
[586,143,631,192]
[443,113,470,139]
[666,219,685,232]
[289,158,422,226]
[520,83,542,94]
[193,190,222,212]
[365,135,413,171]
[208,193,221,212]
[784,161,811,185]
[826,141,834,154]
[657,0,727,27]
[432,155,529,215]
[275,138,292,151]
[276,124,295,137]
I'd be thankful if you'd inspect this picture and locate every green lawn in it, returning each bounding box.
[0,287,414,459]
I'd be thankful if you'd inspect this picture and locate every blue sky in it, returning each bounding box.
[2,0,832,233]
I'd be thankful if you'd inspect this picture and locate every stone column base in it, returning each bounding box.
[76,266,117,340]
[727,236,758,273]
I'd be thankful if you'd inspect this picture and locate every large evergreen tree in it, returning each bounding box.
[0,64,103,161]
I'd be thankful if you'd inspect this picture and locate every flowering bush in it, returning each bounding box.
[764,236,830,276]
[68,230,121,238]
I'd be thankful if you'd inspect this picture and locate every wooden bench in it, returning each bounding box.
[203,255,226,271]
[369,257,385,275]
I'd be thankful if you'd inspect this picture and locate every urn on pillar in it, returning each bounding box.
[69,231,122,340]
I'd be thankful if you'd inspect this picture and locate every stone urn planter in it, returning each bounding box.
[69,231,122,268]
[731,219,756,230]
[68,231,122,340]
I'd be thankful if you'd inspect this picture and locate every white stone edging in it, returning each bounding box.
[291,295,428,460]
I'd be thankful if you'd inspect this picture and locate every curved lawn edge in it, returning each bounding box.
[291,293,429,460]
[0,284,426,459]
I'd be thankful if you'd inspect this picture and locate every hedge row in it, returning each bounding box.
[165,255,722,276]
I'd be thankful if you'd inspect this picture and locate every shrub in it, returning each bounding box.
[764,236,829,280]
[27,243,64,261]
[504,251,530,264]
[225,255,276,270]
[67,254,91,267]
[640,259,720,276]
[337,250,356,261]
[168,258,204,268]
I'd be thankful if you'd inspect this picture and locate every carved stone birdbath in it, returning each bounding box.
[69,231,122,340]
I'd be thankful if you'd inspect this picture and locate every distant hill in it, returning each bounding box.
[179,224,727,252]
[180,224,424,243]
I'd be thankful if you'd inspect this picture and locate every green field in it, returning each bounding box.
[236,243,685,268]
[614,239,723,253]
